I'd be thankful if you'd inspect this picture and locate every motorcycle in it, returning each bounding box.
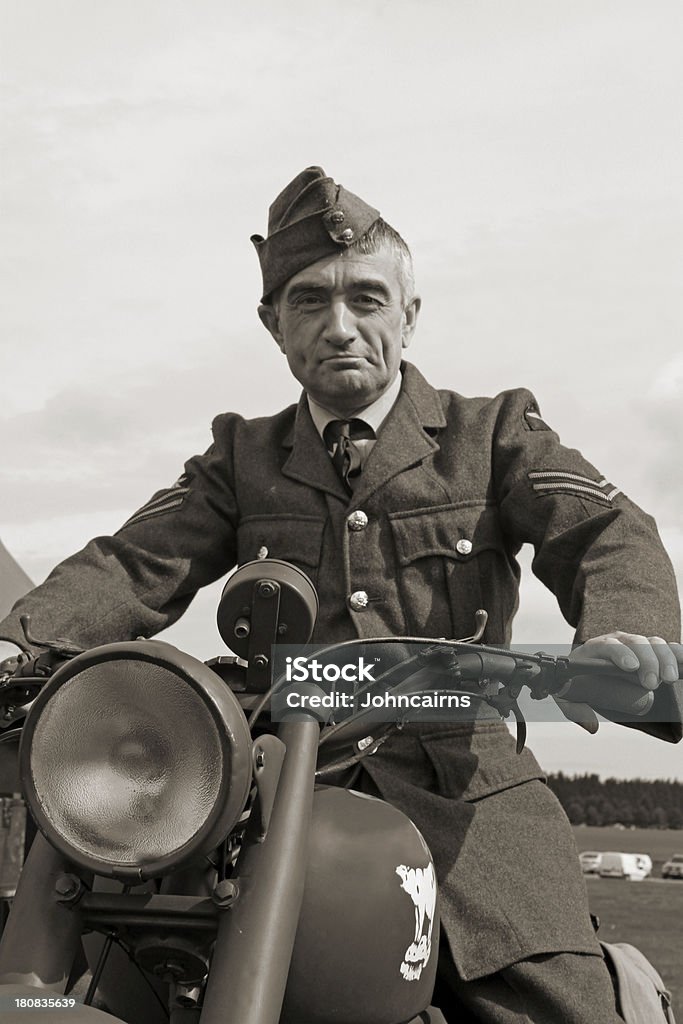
[0,558,666,1024]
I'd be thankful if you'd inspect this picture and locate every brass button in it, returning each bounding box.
[348,591,369,612]
[456,539,472,556]
[339,228,354,242]
[347,510,368,531]
[330,210,345,224]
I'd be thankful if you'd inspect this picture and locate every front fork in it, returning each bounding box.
[200,713,320,1024]
[0,832,87,991]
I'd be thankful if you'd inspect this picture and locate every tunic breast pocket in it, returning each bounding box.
[388,503,516,642]
[235,515,325,586]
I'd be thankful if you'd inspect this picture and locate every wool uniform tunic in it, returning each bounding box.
[1,362,680,981]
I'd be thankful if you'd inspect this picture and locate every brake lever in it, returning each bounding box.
[482,681,529,753]
[1,634,76,728]
[20,614,84,658]
[455,609,489,644]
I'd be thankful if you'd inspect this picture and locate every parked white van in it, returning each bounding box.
[598,852,651,880]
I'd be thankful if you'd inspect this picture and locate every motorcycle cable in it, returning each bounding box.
[315,687,506,777]
[247,638,534,757]
[83,934,115,1007]
[316,638,532,752]
[245,636,648,758]
[247,642,444,730]
[83,883,132,1008]
[315,728,396,777]
[101,934,171,1020]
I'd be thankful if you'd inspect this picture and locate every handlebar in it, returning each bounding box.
[276,637,667,709]
[552,659,655,716]
[2,637,676,750]
[261,638,677,762]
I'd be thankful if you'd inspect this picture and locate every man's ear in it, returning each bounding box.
[401,295,421,350]
[258,303,285,352]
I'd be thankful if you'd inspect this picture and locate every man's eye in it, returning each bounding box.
[294,294,325,308]
[355,294,383,308]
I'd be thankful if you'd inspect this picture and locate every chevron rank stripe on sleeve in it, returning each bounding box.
[119,481,191,530]
[527,470,621,504]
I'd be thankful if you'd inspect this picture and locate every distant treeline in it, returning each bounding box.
[546,773,683,829]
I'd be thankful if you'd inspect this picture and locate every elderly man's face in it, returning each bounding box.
[259,248,420,417]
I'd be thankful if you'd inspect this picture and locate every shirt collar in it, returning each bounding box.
[307,372,402,440]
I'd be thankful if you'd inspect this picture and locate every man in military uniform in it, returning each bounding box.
[1,167,682,1023]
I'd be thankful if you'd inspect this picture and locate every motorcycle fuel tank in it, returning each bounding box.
[280,786,439,1024]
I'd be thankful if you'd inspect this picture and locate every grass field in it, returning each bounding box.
[584,877,683,1017]
[572,827,683,1016]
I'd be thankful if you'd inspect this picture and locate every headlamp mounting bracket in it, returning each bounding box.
[246,580,282,693]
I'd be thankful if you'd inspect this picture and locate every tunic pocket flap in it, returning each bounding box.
[388,504,503,566]
[236,515,325,568]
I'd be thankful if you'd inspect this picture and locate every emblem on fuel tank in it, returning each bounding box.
[395,863,437,981]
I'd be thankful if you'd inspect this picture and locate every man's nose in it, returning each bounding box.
[323,301,357,346]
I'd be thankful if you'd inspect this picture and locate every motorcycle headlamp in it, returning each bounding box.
[20,641,252,880]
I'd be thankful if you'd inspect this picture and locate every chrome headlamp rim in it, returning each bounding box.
[20,640,253,881]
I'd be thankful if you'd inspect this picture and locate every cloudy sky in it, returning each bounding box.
[1,0,682,778]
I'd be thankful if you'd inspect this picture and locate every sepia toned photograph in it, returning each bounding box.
[1,2,681,1021]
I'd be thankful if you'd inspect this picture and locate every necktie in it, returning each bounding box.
[323,419,375,493]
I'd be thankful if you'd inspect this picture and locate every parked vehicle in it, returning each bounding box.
[634,854,653,877]
[0,559,672,1023]
[598,852,651,881]
[579,851,602,874]
[661,853,683,879]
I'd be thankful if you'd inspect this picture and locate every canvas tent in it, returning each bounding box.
[0,540,32,621]
[0,540,31,890]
